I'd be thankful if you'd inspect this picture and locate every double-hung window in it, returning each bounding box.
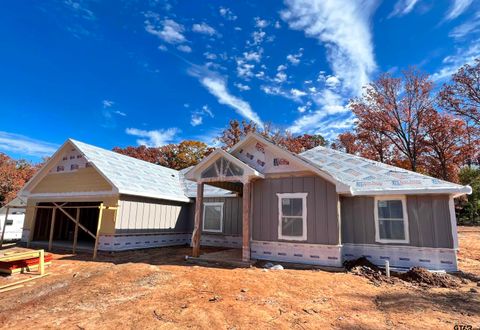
[203,202,224,233]
[374,196,409,244]
[277,193,308,241]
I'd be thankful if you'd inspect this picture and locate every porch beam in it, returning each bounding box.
[242,181,251,262]
[48,207,56,250]
[192,182,204,257]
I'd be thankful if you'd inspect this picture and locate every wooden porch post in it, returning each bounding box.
[192,182,204,257]
[242,181,251,262]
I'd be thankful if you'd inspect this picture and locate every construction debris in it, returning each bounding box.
[344,257,459,288]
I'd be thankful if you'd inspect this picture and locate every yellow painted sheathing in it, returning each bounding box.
[31,167,112,194]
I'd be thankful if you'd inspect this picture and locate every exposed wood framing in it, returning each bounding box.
[48,207,57,250]
[93,203,104,260]
[72,208,80,254]
[242,181,251,262]
[0,207,10,248]
[192,183,204,257]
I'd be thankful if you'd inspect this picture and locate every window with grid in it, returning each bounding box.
[277,193,307,241]
[375,197,409,243]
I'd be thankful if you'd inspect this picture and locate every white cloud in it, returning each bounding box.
[277,64,287,71]
[236,59,255,79]
[275,21,281,29]
[449,12,480,39]
[219,7,237,21]
[177,44,192,53]
[389,0,419,17]
[281,0,377,96]
[158,45,168,51]
[255,17,269,28]
[235,82,251,91]
[145,17,187,44]
[432,40,480,81]
[325,75,341,88]
[202,105,214,117]
[297,105,307,113]
[125,127,179,147]
[199,76,263,125]
[288,89,349,134]
[286,49,303,65]
[251,31,266,45]
[192,22,218,36]
[274,71,287,83]
[445,0,473,20]
[102,99,114,108]
[0,131,58,158]
[243,51,262,62]
[290,88,307,98]
[190,114,203,126]
[114,110,127,117]
[204,52,217,60]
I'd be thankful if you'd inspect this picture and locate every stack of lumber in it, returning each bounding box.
[0,254,52,274]
[0,249,51,275]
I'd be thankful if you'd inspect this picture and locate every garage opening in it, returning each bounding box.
[32,202,101,250]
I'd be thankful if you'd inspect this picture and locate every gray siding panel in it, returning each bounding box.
[341,195,453,248]
[251,176,339,245]
[116,194,191,233]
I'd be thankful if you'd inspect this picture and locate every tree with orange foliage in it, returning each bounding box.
[439,59,480,128]
[217,119,326,153]
[351,68,434,172]
[113,140,214,170]
[0,153,40,206]
[331,132,361,154]
[424,112,469,182]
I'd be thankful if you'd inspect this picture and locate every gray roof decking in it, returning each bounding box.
[300,146,471,195]
[70,139,191,202]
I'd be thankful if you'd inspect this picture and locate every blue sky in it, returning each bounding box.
[0,0,479,161]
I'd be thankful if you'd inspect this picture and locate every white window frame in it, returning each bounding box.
[202,202,224,233]
[374,195,410,244]
[277,193,308,241]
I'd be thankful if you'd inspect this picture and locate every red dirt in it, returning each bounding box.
[0,227,479,329]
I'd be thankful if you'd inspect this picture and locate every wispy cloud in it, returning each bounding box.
[190,105,214,127]
[449,11,480,39]
[200,76,263,126]
[445,0,473,20]
[0,131,58,158]
[432,39,480,81]
[144,15,187,44]
[281,0,378,136]
[389,0,419,18]
[125,127,179,147]
[281,0,377,96]
[286,48,303,65]
[192,22,218,36]
[177,44,192,53]
[102,99,114,108]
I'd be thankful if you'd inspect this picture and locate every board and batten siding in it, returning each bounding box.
[340,195,453,248]
[115,195,191,233]
[252,176,339,245]
[201,197,242,236]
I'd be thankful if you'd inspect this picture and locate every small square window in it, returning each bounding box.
[57,166,64,172]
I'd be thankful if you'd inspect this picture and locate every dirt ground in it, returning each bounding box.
[0,227,479,330]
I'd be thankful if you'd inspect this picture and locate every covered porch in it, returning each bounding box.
[184,149,264,262]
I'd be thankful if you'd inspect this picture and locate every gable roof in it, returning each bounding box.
[179,167,237,198]
[21,139,190,202]
[301,146,472,196]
